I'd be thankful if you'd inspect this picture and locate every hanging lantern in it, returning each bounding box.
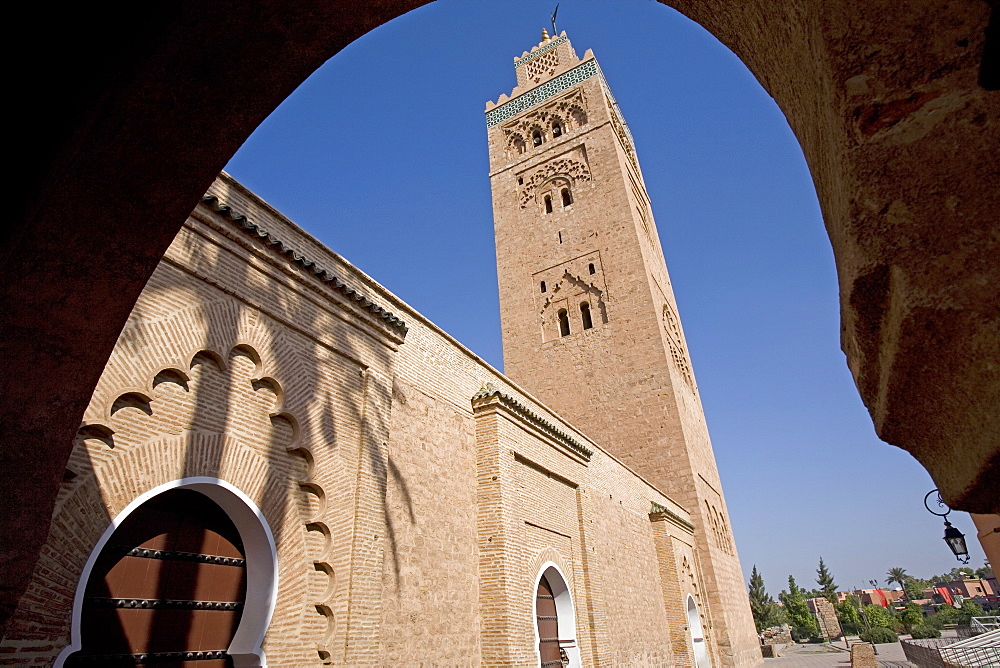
[924,490,972,564]
[942,520,970,564]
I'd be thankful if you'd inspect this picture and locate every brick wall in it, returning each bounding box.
[1,172,706,666]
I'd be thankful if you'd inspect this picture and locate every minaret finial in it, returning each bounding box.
[541,28,550,42]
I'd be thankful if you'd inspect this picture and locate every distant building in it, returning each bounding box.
[941,577,995,599]
[927,586,956,606]
[851,589,902,607]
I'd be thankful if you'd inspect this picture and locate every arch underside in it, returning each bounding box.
[2,0,997,632]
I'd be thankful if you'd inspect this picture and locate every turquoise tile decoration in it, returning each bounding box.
[487,60,598,127]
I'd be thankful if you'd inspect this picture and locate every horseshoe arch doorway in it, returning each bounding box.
[58,479,277,668]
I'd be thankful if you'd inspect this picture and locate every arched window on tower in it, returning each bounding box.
[580,302,593,330]
[561,188,573,207]
[511,135,526,155]
[544,195,553,214]
[540,281,546,293]
[532,129,543,147]
[558,309,570,337]
[570,106,587,128]
[588,263,596,275]
[552,121,563,137]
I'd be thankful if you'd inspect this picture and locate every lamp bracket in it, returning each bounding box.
[924,489,952,518]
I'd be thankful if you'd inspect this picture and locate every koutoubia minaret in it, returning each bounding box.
[486,30,761,667]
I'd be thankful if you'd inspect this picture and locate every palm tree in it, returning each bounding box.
[886,567,909,598]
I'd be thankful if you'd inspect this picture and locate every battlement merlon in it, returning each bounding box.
[485,31,593,111]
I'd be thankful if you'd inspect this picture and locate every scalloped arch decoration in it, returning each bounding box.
[520,157,591,209]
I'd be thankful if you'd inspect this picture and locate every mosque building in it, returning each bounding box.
[1,31,759,667]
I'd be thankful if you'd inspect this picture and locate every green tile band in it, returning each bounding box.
[486,60,598,127]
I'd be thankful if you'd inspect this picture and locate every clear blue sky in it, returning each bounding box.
[226,0,986,596]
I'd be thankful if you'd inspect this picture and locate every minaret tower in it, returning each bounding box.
[486,31,760,666]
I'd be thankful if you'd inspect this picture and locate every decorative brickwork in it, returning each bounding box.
[514,35,569,68]
[201,194,407,335]
[473,383,593,460]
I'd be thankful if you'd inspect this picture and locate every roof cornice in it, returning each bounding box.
[472,382,593,461]
[649,501,695,533]
[200,194,408,336]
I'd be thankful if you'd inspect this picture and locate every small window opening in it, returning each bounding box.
[581,302,593,330]
[544,195,553,214]
[558,309,570,337]
[558,231,563,243]
[517,176,524,185]
[552,122,562,137]
[588,263,596,275]
[540,281,546,293]
[561,188,573,207]
[532,130,543,146]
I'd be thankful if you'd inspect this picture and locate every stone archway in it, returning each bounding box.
[3,0,997,631]
[56,478,278,668]
[533,563,581,668]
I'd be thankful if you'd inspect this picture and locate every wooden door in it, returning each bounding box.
[536,575,562,667]
[69,489,246,667]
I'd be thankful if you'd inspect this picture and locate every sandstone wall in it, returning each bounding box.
[1,173,704,666]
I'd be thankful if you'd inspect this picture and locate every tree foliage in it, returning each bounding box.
[886,567,909,594]
[955,600,985,626]
[836,597,864,635]
[816,557,837,603]
[748,566,786,632]
[862,604,895,630]
[934,604,959,626]
[904,577,931,600]
[910,625,941,639]
[930,567,976,584]
[780,575,819,640]
[859,627,898,644]
[899,602,924,631]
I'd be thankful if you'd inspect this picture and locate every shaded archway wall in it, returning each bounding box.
[2,0,997,633]
[0,1,430,632]
[661,0,999,511]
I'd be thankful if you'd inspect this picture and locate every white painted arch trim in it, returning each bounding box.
[687,594,712,668]
[56,477,278,668]
[532,561,582,668]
